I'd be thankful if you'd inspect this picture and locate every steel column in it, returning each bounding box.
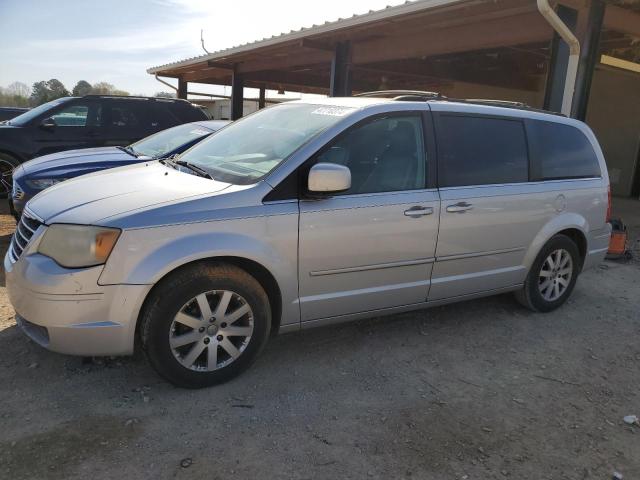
[330,41,352,97]
[231,70,244,120]
[177,79,187,99]
[258,85,266,109]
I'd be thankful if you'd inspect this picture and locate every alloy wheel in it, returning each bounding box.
[538,248,573,302]
[169,290,254,371]
[0,158,14,198]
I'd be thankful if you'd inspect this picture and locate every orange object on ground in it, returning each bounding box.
[608,231,627,256]
[607,218,627,257]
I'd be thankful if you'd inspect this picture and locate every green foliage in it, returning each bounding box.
[0,82,31,107]
[72,80,92,96]
[1,79,130,107]
[90,82,129,96]
[29,79,70,105]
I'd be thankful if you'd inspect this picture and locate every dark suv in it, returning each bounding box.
[0,95,208,195]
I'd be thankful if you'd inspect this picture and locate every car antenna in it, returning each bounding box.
[200,29,210,54]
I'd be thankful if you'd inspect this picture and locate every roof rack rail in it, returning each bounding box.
[453,98,566,116]
[355,90,446,101]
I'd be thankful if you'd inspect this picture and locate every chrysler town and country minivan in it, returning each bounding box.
[6,92,611,388]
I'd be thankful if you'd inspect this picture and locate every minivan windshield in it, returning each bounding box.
[178,103,355,184]
[6,97,71,126]
[130,122,215,158]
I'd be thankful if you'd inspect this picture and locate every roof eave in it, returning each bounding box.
[147,0,468,74]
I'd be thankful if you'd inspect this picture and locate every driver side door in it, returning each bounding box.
[298,111,440,323]
[30,99,104,157]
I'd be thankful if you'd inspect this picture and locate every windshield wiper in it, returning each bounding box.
[173,160,214,179]
[117,145,138,157]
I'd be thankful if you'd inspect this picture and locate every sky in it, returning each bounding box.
[0,0,407,98]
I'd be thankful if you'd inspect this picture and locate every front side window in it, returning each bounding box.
[179,103,355,185]
[51,104,91,127]
[437,115,528,187]
[315,114,426,194]
[527,120,601,180]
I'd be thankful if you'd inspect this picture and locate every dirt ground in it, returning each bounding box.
[0,199,639,480]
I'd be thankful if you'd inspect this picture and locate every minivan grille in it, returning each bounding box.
[9,212,42,263]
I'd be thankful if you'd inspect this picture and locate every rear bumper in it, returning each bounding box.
[6,250,151,356]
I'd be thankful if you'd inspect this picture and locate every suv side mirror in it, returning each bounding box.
[308,163,351,195]
[40,117,57,129]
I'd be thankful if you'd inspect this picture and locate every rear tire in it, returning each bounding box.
[140,262,271,388]
[515,234,580,312]
[0,152,19,199]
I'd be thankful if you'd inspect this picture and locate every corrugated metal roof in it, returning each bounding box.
[147,0,467,74]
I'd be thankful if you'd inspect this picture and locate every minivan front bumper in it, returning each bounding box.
[5,250,150,356]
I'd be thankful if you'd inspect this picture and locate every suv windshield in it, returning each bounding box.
[178,103,355,185]
[6,97,71,126]
[130,122,214,158]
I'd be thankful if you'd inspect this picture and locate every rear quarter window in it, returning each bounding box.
[436,114,529,187]
[527,120,601,180]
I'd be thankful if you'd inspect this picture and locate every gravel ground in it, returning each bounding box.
[0,198,639,480]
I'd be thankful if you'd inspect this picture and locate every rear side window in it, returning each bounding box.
[436,115,528,187]
[154,100,206,126]
[527,120,601,180]
[107,100,148,128]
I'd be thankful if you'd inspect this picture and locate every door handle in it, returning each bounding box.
[404,206,434,217]
[446,202,473,213]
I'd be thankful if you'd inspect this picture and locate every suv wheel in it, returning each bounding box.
[0,152,19,199]
[515,234,580,312]
[140,262,271,388]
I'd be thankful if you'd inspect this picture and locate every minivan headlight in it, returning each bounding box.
[26,178,67,190]
[38,224,121,268]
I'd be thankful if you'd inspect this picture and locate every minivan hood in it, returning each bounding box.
[28,161,232,225]
[19,147,138,176]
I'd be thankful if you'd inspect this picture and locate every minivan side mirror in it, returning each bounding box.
[307,162,351,195]
[40,117,57,129]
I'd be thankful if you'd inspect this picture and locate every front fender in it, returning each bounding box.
[98,211,300,325]
[102,231,286,285]
[522,212,589,271]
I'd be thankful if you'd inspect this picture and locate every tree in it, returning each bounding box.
[5,82,30,98]
[72,80,92,97]
[47,79,69,98]
[154,91,176,98]
[30,81,51,105]
[89,82,128,96]
[29,79,69,106]
[0,82,31,107]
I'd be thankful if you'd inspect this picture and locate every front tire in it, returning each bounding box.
[515,234,580,312]
[140,262,271,388]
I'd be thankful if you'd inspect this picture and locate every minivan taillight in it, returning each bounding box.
[606,185,612,223]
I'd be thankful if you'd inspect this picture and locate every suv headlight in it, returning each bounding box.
[26,178,67,190]
[38,224,121,268]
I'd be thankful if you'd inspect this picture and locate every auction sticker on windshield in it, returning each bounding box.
[311,106,355,117]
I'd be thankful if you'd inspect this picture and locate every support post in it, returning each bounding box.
[543,5,578,113]
[258,85,266,109]
[330,41,352,97]
[231,69,244,120]
[572,0,605,120]
[177,78,187,100]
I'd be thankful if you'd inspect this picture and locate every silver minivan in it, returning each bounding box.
[5,93,611,388]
